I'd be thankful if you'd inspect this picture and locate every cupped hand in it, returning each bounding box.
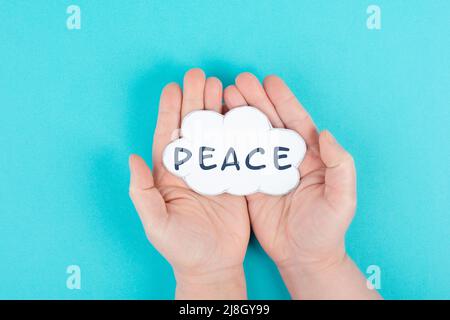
[223,73,357,278]
[129,69,249,299]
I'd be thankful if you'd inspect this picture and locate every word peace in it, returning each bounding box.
[174,146,292,171]
[163,107,306,196]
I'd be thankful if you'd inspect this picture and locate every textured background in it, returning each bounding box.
[0,0,449,299]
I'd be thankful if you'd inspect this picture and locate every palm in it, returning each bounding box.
[154,182,248,273]
[129,69,250,277]
[223,73,356,267]
[247,152,347,265]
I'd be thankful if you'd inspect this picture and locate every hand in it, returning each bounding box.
[129,69,250,299]
[224,72,381,299]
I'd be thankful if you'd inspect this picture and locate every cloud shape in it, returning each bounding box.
[163,106,306,196]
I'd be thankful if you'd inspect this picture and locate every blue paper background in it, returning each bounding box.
[0,0,449,299]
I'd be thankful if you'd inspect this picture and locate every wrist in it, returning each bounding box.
[174,265,247,300]
[277,249,348,279]
[278,253,382,300]
[277,250,348,296]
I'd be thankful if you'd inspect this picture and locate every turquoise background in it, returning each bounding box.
[0,0,449,299]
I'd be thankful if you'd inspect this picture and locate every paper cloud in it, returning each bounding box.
[162,106,306,196]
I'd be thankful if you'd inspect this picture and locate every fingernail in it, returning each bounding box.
[325,130,336,144]
[129,154,136,168]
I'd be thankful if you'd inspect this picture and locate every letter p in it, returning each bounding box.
[174,147,192,171]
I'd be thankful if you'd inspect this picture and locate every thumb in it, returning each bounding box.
[319,130,356,213]
[129,154,167,239]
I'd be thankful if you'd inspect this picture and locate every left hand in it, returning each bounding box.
[223,72,356,278]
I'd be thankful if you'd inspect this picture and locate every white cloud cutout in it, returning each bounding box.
[162,106,306,196]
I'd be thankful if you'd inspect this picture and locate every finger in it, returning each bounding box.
[129,154,167,238]
[152,82,182,172]
[181,68,206,117]
[319,131,356,213]
[235,72,284,127]
[223,85,247,109]
[204,77,223,113]
[263,75,319,147]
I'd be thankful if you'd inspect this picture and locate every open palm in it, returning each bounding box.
[223,73,356,271]
[129,69,249,284]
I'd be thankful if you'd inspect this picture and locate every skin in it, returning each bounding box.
[129,68,382,300]
[225,73,381,299]
[129,69,249,299]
